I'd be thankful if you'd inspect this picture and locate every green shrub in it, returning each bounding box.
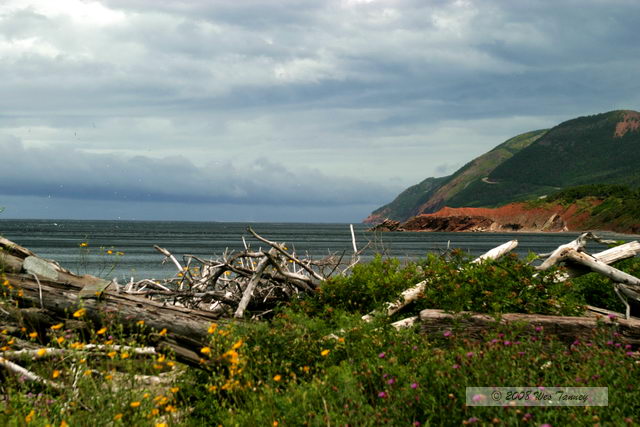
[311,252,585,318]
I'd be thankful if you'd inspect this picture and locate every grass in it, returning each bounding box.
[1,249,639,426]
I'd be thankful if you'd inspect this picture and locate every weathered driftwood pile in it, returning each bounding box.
[121,227,361,319]
[2,228,640,388]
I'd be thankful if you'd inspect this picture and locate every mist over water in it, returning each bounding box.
[0,220,624,281]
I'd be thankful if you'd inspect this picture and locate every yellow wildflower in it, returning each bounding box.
[96,327,107,335]
[113,413,123,420]
[208,323,217,334]
[29,331,38,339]
[2,279,9,286]
[208,385,217,392]
[157,354,166,363]
[273,374,282,382]
[60,421,69,427]
[151,408,160,416]
[73,308,86,318]
[136,320,145,326]
[155,423,167,427]
[158,328,167,336]
[130,401,141,408]
[25,409,35,423]
[231,339,243,350]
[17,289,23,297]
[83,370,92,377]
[105,374,113,381]
[321,349,330,356]
[107,351,117,359]
[153,364,163,370]
[121,352,129,359]
[56,336,65,344]
[37,348,46,357]
[51,323,64,330]
[79,242,88,247]
[106,250,113,255]
[200,347,211,354]
[117,251,124,256]
[170,387,179,393]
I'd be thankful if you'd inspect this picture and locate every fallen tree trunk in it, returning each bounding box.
[1,270,222,366]
[418,309,640,346]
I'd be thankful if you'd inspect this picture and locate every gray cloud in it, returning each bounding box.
[0,136,396,208]
[1,0,639,220]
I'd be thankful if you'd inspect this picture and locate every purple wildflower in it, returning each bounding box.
[452,364,460,369]
[443,330,452,337]
[378,352,386,359]
[467,417,479,424]
[472,394,484,403]
[523,413,532,421]
[534,326,543,332]
[387,378,396,385]
[378,391,387,398]
[503,341,511,346]
[411,382,419,389]
[608,313,617,320]
[466,352,474,358]
[627,351,635,356]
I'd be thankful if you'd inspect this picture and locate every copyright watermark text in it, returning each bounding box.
[466,387,608,406]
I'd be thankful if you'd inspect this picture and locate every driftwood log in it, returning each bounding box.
[417,309,640,346]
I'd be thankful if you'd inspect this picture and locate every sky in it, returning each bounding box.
[1,0,639,222]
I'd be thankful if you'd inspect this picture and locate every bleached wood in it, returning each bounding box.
[391,316,419,330]
[234,250,272,319]
[0,357,62,389]
[564,249,640,289]
[471,240,518,264]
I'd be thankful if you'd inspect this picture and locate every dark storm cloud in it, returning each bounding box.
[0,136,395,207]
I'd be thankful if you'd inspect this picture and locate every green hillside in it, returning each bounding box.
[366,110,640,222]
[368,176,449,221]
[366,129,547,221]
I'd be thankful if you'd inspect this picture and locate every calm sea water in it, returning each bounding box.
[0,219,627,281]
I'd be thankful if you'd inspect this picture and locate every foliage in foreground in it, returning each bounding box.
[1,252,640,425]
[314,251,586,318]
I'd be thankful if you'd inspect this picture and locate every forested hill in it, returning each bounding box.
[365,110,640,223]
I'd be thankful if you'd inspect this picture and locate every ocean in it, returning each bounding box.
[0,219,627,281]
